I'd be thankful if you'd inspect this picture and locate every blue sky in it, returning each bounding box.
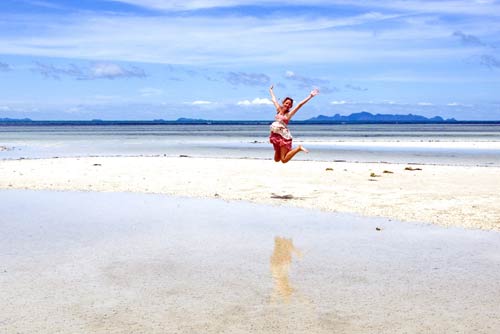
[1,0,500,120]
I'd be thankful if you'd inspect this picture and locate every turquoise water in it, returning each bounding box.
[1,123,500,166]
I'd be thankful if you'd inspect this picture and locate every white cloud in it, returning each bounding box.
[331,100,348,105]
[418,102,434,106]
[30,61,146,80]
[110,1,500,16]
[91,63,124,77]
[108,0,345,11]
[447,102,473,107]
[109,0,230,11]
[3,5,492,67]
[89,63,146,79]
[237,98,272,106]
[192,100,212,105]
[0,106,11,111]
[252,98,272,104]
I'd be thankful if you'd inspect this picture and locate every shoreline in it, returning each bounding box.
[1,151,499,167]
[1,155,499,231]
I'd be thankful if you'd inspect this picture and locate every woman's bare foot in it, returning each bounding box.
[298,145,309,153]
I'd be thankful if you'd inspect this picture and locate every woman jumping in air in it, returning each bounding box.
[269,85,319,163]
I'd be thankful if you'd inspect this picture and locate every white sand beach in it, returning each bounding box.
[1,156,499,231]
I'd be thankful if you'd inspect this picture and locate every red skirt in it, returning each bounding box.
[270,132,292,151]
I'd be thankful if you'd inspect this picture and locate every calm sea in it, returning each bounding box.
[1,123,500,166]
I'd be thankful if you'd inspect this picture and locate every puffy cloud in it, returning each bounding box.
[285,70,338,93]
[226,72,270,86]
[447,102,472,107]
[452,31,485,47]
[452,31,500,70]
[31,62,147,80]
[31,62,80,79]
[0,62,12,72]
[345,84,368,92]
[192,100,212,105]
[479,54,500,69]
[237,98,272,105]
[90,63,146,79]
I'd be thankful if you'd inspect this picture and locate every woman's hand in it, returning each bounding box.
[270,84,274,90]
[310,88,319,97]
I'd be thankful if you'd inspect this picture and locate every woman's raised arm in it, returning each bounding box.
[287,88,319,120]
[269,85,281,111]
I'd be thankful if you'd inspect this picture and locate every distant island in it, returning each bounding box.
[2,113,499,125]
[305,111,457,123]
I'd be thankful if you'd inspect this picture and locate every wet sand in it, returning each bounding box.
[0,156,499,230]
[1,190,500,333]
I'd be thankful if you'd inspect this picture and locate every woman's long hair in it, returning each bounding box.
[282,97,294,113]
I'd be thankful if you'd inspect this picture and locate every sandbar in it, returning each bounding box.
[0,156,499,230]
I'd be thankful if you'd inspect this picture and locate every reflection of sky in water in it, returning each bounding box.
[2,190,500,333]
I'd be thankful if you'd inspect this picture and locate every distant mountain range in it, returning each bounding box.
[306,112,457,123]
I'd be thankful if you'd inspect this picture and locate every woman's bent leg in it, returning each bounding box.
[280,145,308,163]
[274,149,281,162]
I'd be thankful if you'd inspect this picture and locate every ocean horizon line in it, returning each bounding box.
[1,119,500,125]
[2,111,500,124]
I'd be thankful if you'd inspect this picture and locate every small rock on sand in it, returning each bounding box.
[271,193,295,200]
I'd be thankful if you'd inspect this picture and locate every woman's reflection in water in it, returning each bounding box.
[270,236,302,303]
